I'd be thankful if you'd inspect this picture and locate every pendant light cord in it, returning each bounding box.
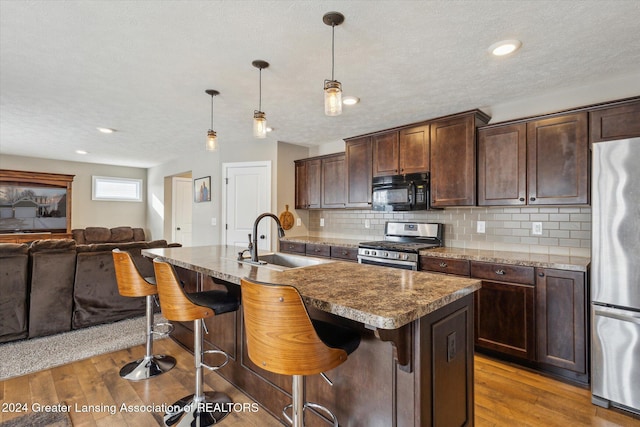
[210,94,214,129]
[258,68,262,111]
[331,23,335,81]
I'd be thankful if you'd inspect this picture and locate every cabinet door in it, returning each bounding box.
[536,268,586,374]
[475,280,536,360]
[306,159,321,209]
[527,113,588,205]
[372,131,399,177]
[430,115,476,206]
[345,137,372,208]
[399,125,430,174]
[321,154,346,208]
[590,100,640,143]
[294,161,308,209]
[478,123,527,206]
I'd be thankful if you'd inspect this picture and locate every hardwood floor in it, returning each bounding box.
[1,338,639,426]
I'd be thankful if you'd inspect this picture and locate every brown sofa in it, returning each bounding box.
[0,243,29,343]
[0,226,180,342]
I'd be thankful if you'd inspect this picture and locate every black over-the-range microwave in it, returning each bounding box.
[371,172,433,211]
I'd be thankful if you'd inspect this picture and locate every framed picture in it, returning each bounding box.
[194,176,211,203]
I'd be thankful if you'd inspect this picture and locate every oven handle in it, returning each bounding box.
[357,255,418,270]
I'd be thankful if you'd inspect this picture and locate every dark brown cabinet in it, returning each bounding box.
[471,262,536,361]
[294,158,320,209]
[345,136,372,208]
[430,112,489,207]
[372,131,400,176]
[321,154,346,208]
[477,123,527,206]
[536,268,587,380]
[478,112,589,206]
[372,125,430,177]
[590,99,640,143]
[527,113,589,205]
[279,240,305,254]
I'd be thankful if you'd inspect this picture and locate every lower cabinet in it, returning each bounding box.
[279,240,358,262]
[536,268,587,382]
[421,256,588,385]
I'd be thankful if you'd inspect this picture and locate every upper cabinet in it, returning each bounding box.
[590,98,640,143]
[478,112,589,206]
[527,113,588,205]
[372,125,430,177]
[321,154,346,208]
[345,136,372,208]
[430,111,489,207]
[295,158,321,209]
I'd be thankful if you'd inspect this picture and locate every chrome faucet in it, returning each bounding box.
[250,213,285,263]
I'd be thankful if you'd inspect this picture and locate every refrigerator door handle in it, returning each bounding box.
[594,305,640,325]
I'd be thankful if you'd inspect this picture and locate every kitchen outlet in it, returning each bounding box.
[477,221,485,233]
[296,218,301,226]
[365,219,371,229]
[532,222,543,235]
[211,218,216,226]
[320,218,325,227]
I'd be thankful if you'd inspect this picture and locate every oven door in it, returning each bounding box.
[358,255,417,271]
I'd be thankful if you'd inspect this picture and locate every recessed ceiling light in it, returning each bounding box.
[488,39,522,56]
[97,127,115,134]
[342,96,360,106]
[75,150,88,155]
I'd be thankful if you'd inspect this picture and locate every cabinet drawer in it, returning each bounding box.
[420,256,470,276]
[279,241,305,254]
[330,245,358,261]
[306,243,330,258]
[471,261,534,285]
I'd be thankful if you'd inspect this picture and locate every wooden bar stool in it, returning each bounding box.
[112,249,176,380]
[153,259,240,427]
[241,278,361,427]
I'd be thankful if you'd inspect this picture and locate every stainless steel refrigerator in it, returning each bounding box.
[591,137,640,415]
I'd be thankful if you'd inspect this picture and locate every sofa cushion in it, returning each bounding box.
[0,243,29,343]
[133,228,146,241]
[29,238,76,252]
[84,227,112,244]
[110,226,134,243]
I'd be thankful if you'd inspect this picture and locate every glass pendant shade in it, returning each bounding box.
[253,111,267,138]
[324,80,342,116]
[206,129,218,151]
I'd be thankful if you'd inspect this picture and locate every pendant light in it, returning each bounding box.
[252,60,269,139]
[205,89,219,151]
[323,12,345,116]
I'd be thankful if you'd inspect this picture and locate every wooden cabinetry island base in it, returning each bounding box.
[170,269,474,427]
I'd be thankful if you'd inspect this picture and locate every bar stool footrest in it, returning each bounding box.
[164,391,233,427]
[119,354,176,381]
[283,401,338,427]
[152,321,174,338]
[201,349,230,371]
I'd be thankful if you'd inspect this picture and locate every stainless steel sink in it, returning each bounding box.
[234,252,333,270]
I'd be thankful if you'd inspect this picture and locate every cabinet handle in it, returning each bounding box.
[495,269,506,275]
[530,197,536,202]
[342,250,348,255]
[439,262,448,268]
[538,272,545,277]
[519,198,525,202]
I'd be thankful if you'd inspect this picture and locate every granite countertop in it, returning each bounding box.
[280,235,590,272]
[280,235,362,248]
[421,247,590,272]
[142,245,480,330]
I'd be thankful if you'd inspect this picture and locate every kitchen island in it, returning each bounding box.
[143,245,481,426]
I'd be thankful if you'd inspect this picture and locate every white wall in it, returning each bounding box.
[146,137,279,246]
[1,154,147,231]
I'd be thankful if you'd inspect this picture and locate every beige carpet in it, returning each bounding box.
[0,314,166,380]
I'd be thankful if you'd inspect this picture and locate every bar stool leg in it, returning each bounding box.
[163,318,233,427]
[119,295,176,381]
[292,375,305,427]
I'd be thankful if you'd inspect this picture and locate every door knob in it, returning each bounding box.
[176,227,181,230]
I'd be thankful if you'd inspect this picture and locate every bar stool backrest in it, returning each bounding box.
[112,248,157,298]
[153,259,214,322]
[241,278,347,376]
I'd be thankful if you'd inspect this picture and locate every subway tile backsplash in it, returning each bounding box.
[307,206,591,257]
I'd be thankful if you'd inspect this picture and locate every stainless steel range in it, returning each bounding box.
[358,222,444,270]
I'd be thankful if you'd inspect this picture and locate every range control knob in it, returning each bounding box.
[401,254,409,260]
[371,251,377,256]
[363,250,370,255]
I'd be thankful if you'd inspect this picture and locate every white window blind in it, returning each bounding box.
[92,176,143,202]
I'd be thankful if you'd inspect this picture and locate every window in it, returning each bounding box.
[92,176,143,202]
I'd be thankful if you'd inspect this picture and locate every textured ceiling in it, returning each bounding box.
[1,0,640,168]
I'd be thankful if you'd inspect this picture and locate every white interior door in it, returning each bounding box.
[223,162,271,249]
[172,177,193,246]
